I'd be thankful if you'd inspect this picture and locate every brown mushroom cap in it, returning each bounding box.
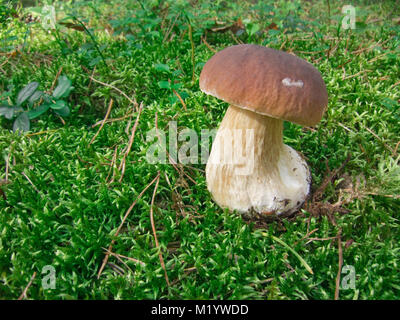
[199,44,328,126]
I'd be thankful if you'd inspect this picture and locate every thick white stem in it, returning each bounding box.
[206,105,311,216]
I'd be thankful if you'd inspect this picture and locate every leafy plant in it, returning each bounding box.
[0,76,74,133]
[0,1,17,26]
[155,63,188,104]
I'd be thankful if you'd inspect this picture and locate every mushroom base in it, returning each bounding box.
[206,105,311,216]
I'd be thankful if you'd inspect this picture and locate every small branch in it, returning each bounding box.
[26,129,59,137]
[201,36,216,53]
[365,127,395,154]
[172,89,187,111]
[89,76,138,112]
[390,80,400,89]
[230,30,243,44]
[365,192,400,199]
[18,272,37,300]
[97,173,161,279]
[305,235,339,245]
[118,102,143,182]
[5,148,11,181]
[106,146,118,184]
[312,153,351,202]
[163,13,180,42]
[154,112,197,185]
[267,234,314,275]
[294,228,319,245]
[103,247,145,266]
[87,66,96,90]
[149,173,170,286]
[343,69,372,80]
[188,22,195,83]
[91,112,136,128]
[334,229,343,300]
[21,172,40,194]
[49,67,63,93]
[90,99,114,145]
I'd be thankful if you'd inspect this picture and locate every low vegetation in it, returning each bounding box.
[0,0,399,299]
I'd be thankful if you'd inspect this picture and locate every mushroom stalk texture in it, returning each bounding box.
[206,105,310,215]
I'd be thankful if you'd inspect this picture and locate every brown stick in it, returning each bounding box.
[97,173,161,279]
[365,127,395,154]
[118,102,143,182]
[5,148,11,181]
[343,69,372,80]
[188,23,195,82]
[49,67,63,93]
[172,89,187,111]
[201,36,216,53]
[149,174,170,286]
[295,228,319,245]
[154,112,197,185]
[390,80,400,89]
[91,112,136,128]
[89,76,138,112]
[106,146,118,184]
[21,172,40,194]
[163,13,180,42]
[305,235,339,245]
[312,153,351,202]
[103,247,145,266]
[90,99,114,145]
[334,229,343,300]
[18,271,37,300]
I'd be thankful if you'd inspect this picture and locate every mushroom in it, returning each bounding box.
[199,44,328,217]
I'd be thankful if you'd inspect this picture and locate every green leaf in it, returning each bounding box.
[16,82,39,106]
[89,56,102,67]
[154,63,170,73]
[13,112,30,133]
[53,76,73,99]
[50,100,67,110]
[42,94,52,104]
[268,234,314,275]
[268,29,280,36]
[171,82,182,90]
[195,62,205,70]
[28,90,43,105]
[54,105,70,117]
[27,104,50,119]
[0,105,15,119]
[158,81,171,89]
[247,23,260,36]
[380,98,399,112]
[355,21,367,30]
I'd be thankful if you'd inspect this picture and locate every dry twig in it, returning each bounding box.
[172,89,187,111]
[118,102,143,182]
[103,248,145,266]
[18,272,37,300]
[149,173,170,286]
[97,173,161,279]
[89,76,138,112]
[201,36,216,53]
[89,99,114,145]
[334,229,343,300]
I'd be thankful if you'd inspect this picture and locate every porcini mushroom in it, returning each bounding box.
[199,44,328,216]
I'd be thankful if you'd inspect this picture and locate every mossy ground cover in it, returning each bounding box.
[0,0,399,299]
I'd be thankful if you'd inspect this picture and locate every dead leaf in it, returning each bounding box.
[58,22,85,31]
